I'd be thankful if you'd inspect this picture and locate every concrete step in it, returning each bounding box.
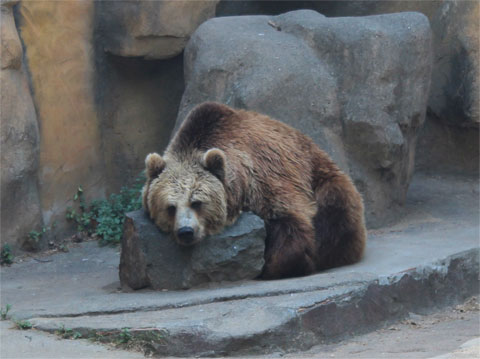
[27,248,479,356]
[1,174,479,357]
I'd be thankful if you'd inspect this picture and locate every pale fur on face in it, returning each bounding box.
[143,153,228,245]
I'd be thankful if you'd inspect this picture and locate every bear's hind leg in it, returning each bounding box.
[260,214,317,279]
[314,175,366,270]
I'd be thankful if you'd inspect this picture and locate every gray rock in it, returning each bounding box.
[302,0,479,128]
[314,0,480,175]
[424,1,479,128]
[415,116,479,175]
[119,210,265,290]
[0,2,43,250]
[98,0,219,60]
[415,0,479,175]
[176,10,433,228]
[219,0,479,175]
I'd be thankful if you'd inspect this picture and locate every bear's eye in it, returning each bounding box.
[191,201,202,211]
[167,205,176,217]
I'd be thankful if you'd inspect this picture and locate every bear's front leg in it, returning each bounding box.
[260,214,317,279]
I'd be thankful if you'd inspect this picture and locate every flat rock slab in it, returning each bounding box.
[119,211,265,290]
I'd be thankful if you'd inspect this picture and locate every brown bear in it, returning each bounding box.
[142,102,366,279]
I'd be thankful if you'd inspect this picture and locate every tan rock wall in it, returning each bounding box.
[19,0,106,234]
[1,0,43,250]
[3,0,214,248]
[100,0,219,59]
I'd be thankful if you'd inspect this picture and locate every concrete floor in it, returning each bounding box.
[0,173,478,357]
[1,298,478,358]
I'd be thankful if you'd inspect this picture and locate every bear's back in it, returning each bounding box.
[169,102,239,154]
[170,102,317,157]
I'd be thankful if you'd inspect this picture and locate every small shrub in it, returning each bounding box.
[27,227,46,243]
[24,223,57,251]
[117,328,133,344]
[87,331,105,343]
[66,187,93,234]
[0,245,14,265]
[15,320,32,330]
[66,174,144,246]
[56,325,82,339]
[1,304,11,320]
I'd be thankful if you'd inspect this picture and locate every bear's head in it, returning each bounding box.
[142,149,228,246]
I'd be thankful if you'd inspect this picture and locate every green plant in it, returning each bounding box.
[56,324,82,339]
[87,330,105,343]
[66,174,144,246]
[15,320,32,330]
[66,187,93,234]
[92,178,143,246]
[27,227,47,243]
[25,224,54,251]
[0,244,14,265]
[1,304,11,320]
[117,328,132,344]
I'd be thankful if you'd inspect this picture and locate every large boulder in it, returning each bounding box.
[176,10,433,228]
[218,0,479,175]
[217,0,478,128]
[309,0,479,174]
[98,0,219,60]
[119,211,265,290]
[1,1,43,250]
[278,0,478,128]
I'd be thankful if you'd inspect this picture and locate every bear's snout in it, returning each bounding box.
[177,226,196,245]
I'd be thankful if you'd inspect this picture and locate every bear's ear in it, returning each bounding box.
[145,153,165,180]
[202,148,226,182]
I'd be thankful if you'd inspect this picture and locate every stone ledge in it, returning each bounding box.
[30,249,479,357]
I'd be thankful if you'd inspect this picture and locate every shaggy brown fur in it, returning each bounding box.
[143,102,366,279]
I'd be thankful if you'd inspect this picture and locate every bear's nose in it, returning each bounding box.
[177,226,195,244]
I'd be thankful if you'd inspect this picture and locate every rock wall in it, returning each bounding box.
[93,1,215,191]
[2,0,477,248]
[1,0,217,250]
[93,54,184,192]
[1,0,43,250]
[99,0,219,60]
[415,0,479,174]
[18,0,106,238]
